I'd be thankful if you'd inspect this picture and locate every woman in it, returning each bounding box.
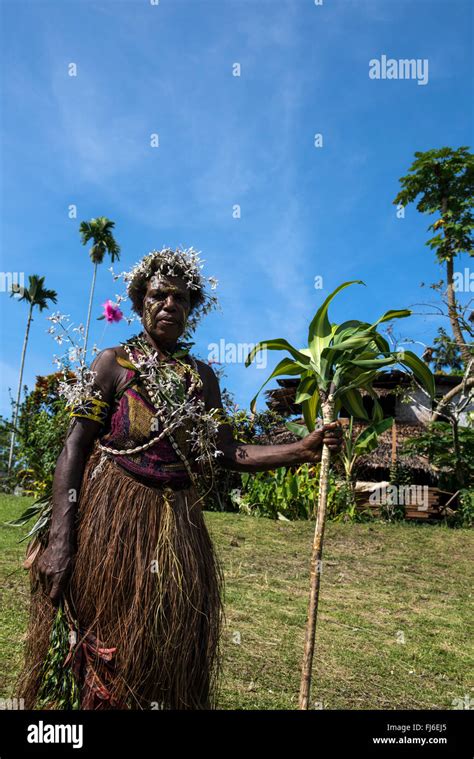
[17,247,342,710]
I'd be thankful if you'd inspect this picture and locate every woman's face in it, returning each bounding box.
[142,275,191,344]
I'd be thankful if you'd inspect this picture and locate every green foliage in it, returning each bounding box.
[225,407,287,446]
[331,480,374,523]
[336,417,394,523]
[36,603,80,710]
[10,274,58,311]
[244,282,433,538]
[393,146,474,263]
[6,489,52,544]
[0,416,13,485]
[14,373,71,497]
[385,462,413,522]
[452,489,474,528]
[246,281,434,425]
[232,464,334,520]
[429,327,463,373]
[402,422,474,491]
[340,416,394,482]
[232,464,373,523]
[79,216,121,265]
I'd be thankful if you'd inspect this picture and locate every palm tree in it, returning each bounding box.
[79,217,121,356]
[246,281,435,709]
[8,275,58,472]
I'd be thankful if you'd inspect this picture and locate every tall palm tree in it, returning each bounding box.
[79,217,121,355]
[8,275,58,472]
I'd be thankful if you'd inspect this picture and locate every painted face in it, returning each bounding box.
[142,275,191,342]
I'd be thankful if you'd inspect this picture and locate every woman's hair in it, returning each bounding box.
[127,250,206,317]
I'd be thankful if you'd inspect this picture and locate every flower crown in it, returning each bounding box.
[117,246,219,338]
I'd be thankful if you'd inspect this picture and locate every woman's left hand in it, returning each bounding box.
[298,422,343,463]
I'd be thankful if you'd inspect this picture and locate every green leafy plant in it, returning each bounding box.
[453,489,474,528]
[402,421,474,492]
[235,463,338,521]
[6,488,53,545]
[339,416,394,511]
[36,602,80,710]
[245,280,435,710]
[9,372,71,498]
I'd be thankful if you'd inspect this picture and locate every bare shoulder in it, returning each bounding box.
[191,357,223,410]
[90,345,129,397]
[192,357,219,384]
[90,345,126,370]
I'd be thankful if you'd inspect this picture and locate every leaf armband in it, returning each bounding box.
[70,397,110,426]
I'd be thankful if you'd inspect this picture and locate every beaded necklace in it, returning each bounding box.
[98,334,204,485]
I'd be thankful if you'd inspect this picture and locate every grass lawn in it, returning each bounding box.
[1,494,472,710]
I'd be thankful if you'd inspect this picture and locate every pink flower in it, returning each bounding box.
[102,299,123,323]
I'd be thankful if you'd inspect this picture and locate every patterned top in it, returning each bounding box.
[98,344,205,488]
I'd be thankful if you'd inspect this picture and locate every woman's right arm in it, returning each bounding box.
[36,349,119,605]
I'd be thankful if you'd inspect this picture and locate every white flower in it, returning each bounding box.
[118,246,219,336]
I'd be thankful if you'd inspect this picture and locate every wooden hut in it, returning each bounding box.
[262,370,465,520]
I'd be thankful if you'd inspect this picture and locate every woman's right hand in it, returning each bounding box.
[36,540,75,606]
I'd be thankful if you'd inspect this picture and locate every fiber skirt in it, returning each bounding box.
[17,442,225,710]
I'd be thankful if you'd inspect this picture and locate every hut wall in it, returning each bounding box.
[395,389,432,424]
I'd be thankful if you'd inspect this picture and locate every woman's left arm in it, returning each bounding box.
[199,361,342,473]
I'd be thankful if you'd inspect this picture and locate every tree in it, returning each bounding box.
[425,326,463,374]
[245,281,434,709]
[403,421,474,492]
[393,147,473,369]
[15,372,72,496]
[79,217,121,356]
[8,275,57,472]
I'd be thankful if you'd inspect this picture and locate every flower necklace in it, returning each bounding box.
[97,333,222,484]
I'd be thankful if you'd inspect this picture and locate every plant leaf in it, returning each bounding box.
[249,357,303,414]
[338,388,369,420]
[285,421,310,438]
[354,417,394,454]
[301,387,320,431]
[370,309,411,328]
[245,339,311,369]
[396,350,435,398]
[308,281,365,369]
[116,356,137,371]
[348,356,398,369]
[295,374,318,403]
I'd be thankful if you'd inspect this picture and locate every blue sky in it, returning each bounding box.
[0,0,472,417]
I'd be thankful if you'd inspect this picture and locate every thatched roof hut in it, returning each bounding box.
[262,370,458,485]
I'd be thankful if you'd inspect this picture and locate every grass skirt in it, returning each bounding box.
[16,442,225,710]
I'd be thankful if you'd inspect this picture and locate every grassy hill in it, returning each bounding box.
[1,494,472,710]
